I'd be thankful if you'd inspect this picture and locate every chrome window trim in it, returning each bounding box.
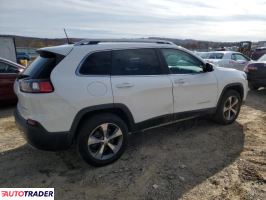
[75,47,165,77]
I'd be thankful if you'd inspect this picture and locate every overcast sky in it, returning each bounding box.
[0,0,266,41]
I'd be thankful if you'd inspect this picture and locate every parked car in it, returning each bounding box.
[0,57,25,104]
[244,54,266,90]
[14,39,248,166]
[199,51,251,71]
[17,52,30,61]
[251,47,266,61]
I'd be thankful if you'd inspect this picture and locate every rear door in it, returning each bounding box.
[111,48,173,125]
[0,62,19,101]
[160,48,218,114]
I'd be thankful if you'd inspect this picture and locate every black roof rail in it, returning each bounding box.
[74,39,174,46]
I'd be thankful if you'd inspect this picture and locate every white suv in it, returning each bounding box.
[14,39,248,166]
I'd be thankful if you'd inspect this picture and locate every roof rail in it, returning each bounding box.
[74,39,174,46]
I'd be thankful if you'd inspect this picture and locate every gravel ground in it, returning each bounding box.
[0,90,265,200]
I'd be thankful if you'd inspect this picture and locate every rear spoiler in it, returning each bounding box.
[37,44,73,56]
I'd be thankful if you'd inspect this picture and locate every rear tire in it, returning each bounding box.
[77,113,128,167]
[214,90,242,125]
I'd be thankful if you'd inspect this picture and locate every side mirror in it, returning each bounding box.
[203,63,214,72]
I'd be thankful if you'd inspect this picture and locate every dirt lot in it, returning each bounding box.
[0,90,265,200]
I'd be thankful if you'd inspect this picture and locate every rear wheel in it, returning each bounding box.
[214,90,242,125]
[77,113,128,167]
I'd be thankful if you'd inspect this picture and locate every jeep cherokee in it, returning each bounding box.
[14,39,248,166]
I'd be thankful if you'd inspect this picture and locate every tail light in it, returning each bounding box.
[244,64,258,72]
[19,79,54,93]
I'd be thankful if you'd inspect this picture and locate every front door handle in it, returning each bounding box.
[116,83,134,88]
[174,79,186,84]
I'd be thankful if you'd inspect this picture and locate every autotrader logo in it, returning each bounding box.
[0,188,54,200]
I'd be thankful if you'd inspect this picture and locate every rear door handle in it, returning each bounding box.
[174,79,186,84]
[116,83,134,88]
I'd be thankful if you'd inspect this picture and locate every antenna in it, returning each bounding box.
[63,28,71,44]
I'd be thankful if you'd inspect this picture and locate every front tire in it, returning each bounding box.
[214,90,242,125]
[77,113,128,167]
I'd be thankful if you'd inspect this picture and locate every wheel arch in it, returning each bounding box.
[69,103,135,142]
[217,83,244,107]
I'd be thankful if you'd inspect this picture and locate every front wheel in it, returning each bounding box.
[214,90,242,125]
[77,113,128,167]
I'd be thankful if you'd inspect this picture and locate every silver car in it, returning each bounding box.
[197,51,251,71]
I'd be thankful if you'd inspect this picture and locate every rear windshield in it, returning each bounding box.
[22,51,64,79]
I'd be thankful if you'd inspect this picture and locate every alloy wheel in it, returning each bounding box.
[87,123,123,160]
[223,96,240,121]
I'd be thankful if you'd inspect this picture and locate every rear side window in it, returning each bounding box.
[79,51,111,75]
[0,62,9,73]
[0,62,19,74]
[112,49,161,75]
[208,53,224,59]
[22,51,64,79]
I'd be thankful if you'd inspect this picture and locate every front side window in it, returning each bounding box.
[79,51,111,75]
[112,49,161,75]
[161,49,204,74]
[232,54,248,61]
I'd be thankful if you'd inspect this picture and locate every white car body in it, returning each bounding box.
[14,40,248,166]
[15,44,248,133]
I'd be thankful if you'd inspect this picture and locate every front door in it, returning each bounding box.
[160,48,218,114]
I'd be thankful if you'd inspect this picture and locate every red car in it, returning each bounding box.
[0,57,25,104]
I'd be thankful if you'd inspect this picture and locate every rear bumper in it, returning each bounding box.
[14,109,72,151]
[248,80,266,87]
[247,77,266,87]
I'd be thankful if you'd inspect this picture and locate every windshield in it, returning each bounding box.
[258,54,266,62]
